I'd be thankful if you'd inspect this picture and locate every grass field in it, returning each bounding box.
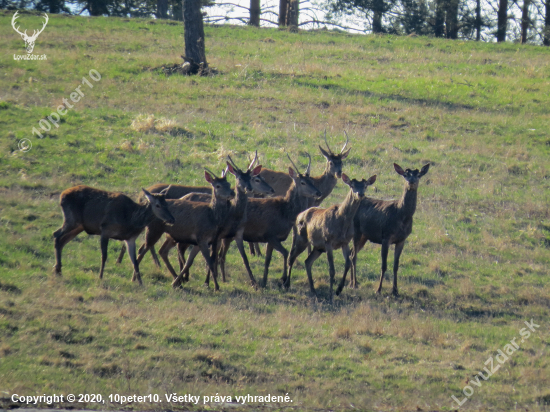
[1,9,550,411]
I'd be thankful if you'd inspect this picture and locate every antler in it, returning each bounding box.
[341,131,350,154]
[31,13,48,40]
[323,129,333,154]
[286,153,300,174]
[304,152,311,176]
[247,150,258,171]
[11,11,26,37]
[204,167,218,178]
[226,154,241,173]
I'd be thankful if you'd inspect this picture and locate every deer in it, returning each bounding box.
[250,131,351,256]
[135,169,235,291]
[158,155,273,287]
[115,152,274,267]
[53,185,175,285]
[11,12,49,54]
[284,174,377,301]
[338,163,430,297]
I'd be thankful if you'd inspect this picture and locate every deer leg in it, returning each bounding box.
[233,235,257,287]
[126,237,143,285]
[326,246,336,303]
[350,236,368,289]
[376,240,390,294]
[116,243,126,264]
[392,240,405,297]
[269,239,289,288]
[248,241,255,256]
[304,249,322,297]
[149,245,162,268]
[158,237,178,280]
[99,236,109,280]
[336,244,352,296]
[200,240,219,291]
[254,242,263,257]
[284,226,309,289]
[204,241,223,285]
[215,239,227,282]
[53,225,84,275]
[172,245,200,288]
[261,243,273,288]
[177,243,189,280]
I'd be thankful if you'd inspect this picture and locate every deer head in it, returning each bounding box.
[12,12,49,54]
[318,130,352,178]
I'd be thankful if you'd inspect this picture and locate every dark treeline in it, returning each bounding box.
[2,0,549,45]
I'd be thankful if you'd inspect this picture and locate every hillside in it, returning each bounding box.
[1,10,550,411]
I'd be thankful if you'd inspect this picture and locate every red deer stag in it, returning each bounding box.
[284,174,376,301]
[340,163,430,297]
[53,186,175,285]
[135,169,235,291]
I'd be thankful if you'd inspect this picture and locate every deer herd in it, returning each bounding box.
[53,133,429,301]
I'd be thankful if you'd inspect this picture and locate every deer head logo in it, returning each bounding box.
[11,11,49,54]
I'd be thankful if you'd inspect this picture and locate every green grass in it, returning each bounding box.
[1,9,550,411]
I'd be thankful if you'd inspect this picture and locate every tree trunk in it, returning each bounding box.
[372,9,383,33]
[288,0,299,28]
[446,0,460,39]
[475,0,481,40]
[250,0,260,26]
[434,0,445,37]
[279,0,289,26]
[545,0,550,46]
[521,0,529,43]
[182,0,207,73]
[496,0,508,42]
[88,0,108,15]
[157,0,168,18]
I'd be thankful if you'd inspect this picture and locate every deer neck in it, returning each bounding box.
[314,166,337,198]
[397,184,418,218]
[210,193,231,225]
[283,179,305,215]
[336,189,362,220]
[131,203,155,228]
[231,186,248,219]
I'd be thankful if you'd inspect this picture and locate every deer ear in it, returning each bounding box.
[204,170,213,183]
[252,165,262,176]
[142,188,154,203]
[419,163,430,177]
[288,167,296,178]
[318,145,331,160]
[341,173,350,185]
[226,162,237,176]
[340,147,351,159]
[366,175,377,185]
[394,163,405,176]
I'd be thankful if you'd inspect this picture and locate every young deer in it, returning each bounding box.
[53,185,175,285]
[161,155,273,287]
[238,154,321,287]
[285,174,376,301]
[135,169,235,291]
[343,163,430,296]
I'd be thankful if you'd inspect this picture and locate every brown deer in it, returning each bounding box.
[159,155,273,287]
[238,154,321,287]
[250,131,351,256]
[135,169,235,291]
[284,174,376,301]
[116,152,273,266]
[53,186,175,285]
[339,163,430,297]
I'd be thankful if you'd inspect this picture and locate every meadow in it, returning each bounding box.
[0,9,550,411]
